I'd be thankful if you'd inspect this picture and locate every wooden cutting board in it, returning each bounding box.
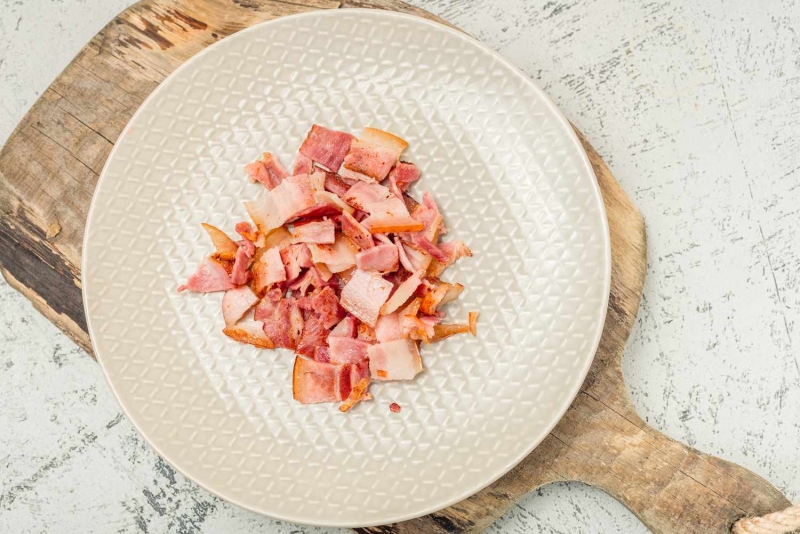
[0,1,792,532]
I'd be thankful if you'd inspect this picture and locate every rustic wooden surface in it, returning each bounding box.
[0,0,793,533]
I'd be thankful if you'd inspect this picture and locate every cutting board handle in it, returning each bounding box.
[359,132,793,534]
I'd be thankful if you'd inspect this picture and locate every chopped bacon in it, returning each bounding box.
[251,246,286,294]
[315,191,354,215]
[357,323,377,342]
[289,202,343,221]
[178,257,234,293]
[293,356,338,404]
[468,311,479,336]
[308,235,359,273]
[299,125,354,171]
[355,244,399,273]
[314,346,331,363]
[293,152,313,175]
[361,127,408,155]
[328,336,371,364]
[245,152,289,190]
[288,265,329,296]
[427,240,473,277]
[388,161,420,196]
[430,323,471,342]
[222,285,259,325]
[340,211,374,250]
[368,339,423,381]
[340,270,393,327]
[339,377,370,412]
[324,173,353,197]
[329,315,357,338]
[361,197,422,233]
[280,243,313,281]
[292,219,336,245]
[312,286,345,328]
[183,125,476,409]
[296,315,329,358]
[202,223,239,259]
[375,312,402,343]
[389,402,401,413]
[235,222,259,243]
[342,181,392,212]
[420,280,463,315]
[341,139,398,181]
[245,174,316,233]
[223,320,274,349]
[410,236,445,263]
[380,270,423,316]
[262,298,304,350]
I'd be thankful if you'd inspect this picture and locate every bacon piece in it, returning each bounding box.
[341,139,398,181]
[324,173,354,197]
[329,315,357,338]
[293,356,337,404]
[280,243,313,281]
[361,197,422,233]
[336,363,353,400]
[340,269,393,327]
[290,203,343,221]
[430,323,471,342]
[293,152,313,175]
[254,228,292,261]
[262,298,304,350]
[201,223,238,259]
[389,402,401,413]
[388,161,420,196]
[420,280,463,315]
[314,191,354,215]
[292,219,336,245]
[355,244,399,273]
[308,235,358,273]
[223,320,274,349]
[395,237,415,272]
[178,257,235,293]
[342,181,393,212]
[427,240,473,277]
[358,323,377,342]
[361,127,408,155]
[299,125,355,171]
[339,377,370,412]
[468,311,479,336]
[328,336,371,364]
[402,242,433,272]
[296,315,329,358]
[312,286,345,328]
[234,222,259,244]
[245,152,289,190]
[244,174,315,233]
[380,270,423,316]
[415,236,447,262]
[253,294,278,322]
[251,246,286,295]
[222,285,259,325]
[314,346,331,363]
[375,312,402,343]
[288,265,329,296]
[340,211,374,250]
[368,339,423,381]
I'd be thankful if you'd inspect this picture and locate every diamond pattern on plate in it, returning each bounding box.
[83,9,610,527]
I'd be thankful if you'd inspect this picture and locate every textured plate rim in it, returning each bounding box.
[82,8,612,528]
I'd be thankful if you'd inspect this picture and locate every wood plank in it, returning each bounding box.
[0,1,792,533]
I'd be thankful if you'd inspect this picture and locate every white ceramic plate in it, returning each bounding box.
[83,9,610,527]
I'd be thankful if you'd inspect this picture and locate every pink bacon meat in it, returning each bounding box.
[181,124,476,412]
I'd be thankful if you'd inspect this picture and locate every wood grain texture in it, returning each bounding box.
[0,1,792,533]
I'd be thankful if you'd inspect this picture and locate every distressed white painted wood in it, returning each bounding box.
[1,0,798,532]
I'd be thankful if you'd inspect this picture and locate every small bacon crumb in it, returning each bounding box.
[389,402,401,413]
[339,378,370,413]
[468,311,479,336]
